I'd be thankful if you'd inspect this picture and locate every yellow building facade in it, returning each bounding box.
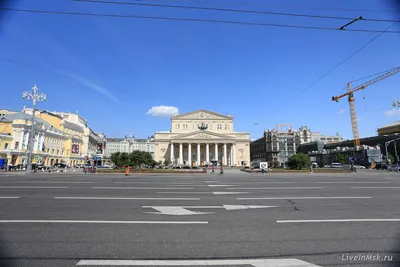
[0,109,85,168]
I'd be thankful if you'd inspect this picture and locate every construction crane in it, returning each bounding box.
[332,66,400,147]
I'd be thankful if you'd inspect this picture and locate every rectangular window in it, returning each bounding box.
[4,143,8,149]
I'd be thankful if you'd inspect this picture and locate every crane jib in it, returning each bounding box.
[332,66,400,148]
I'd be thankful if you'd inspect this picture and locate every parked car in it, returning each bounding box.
[354,165,366,169]
[54,163,68,169]
[388,165,400,172]
[331,163,342,169]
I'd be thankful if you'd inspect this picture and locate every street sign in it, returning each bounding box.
[260,162,268,170]
[34,156,40,161]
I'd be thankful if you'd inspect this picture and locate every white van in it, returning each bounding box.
[331,162,342,168]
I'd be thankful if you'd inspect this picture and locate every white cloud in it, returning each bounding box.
[146,106,179,117]
[384,109,400,116]
[336,109,344,115]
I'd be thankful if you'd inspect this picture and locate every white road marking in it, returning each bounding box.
[93,187,194,190]
[277,219,400,223]
[208,185,237,187]
[228,187,322,190]
[144,207,213,215]
[237,196,372,200]
[0,220,208,224]
[204,181,219,183]
[317,182,390,184]
[352,187,400,189]
[165,185,208,187]
[143,205,276,211]
[158,192,249,195]
[213,192,249,195]
[0,197,20,199]
[8,181,94,184]
[0,186,68,189]
[77,258,321,266]
[55,197,200,200]
[114,182,186,184]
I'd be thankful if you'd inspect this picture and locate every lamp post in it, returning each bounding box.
[22,85,46,174]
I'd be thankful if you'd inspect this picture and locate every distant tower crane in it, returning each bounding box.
[332,66,400,147]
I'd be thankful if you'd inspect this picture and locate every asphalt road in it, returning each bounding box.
[0,169,399,267]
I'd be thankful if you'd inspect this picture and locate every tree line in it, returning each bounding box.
[110,151,157,168]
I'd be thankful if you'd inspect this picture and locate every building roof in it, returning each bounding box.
[106,138,125,142]
[172,109,233,120]
[62,120,84,133]
[378,120,400,129]
[0,112,54,132]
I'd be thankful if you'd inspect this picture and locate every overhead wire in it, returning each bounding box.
[73,0,400,23]
[1,7,399,33]
[272,21,398,114]
[124,0,400,13]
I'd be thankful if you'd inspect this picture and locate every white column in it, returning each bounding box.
[39,135,44,152]
[232,143,236,167]
[170,143,174,163]
[223,143,227,166]
[230,145,233,166]
[33,134,39,151]
[188,143,192,167]
[179,143,183,165]
[24,132,29,150]
[215,143,218,163]
[197,143,201,166]
[19,131,24,149]
[206,143,209,163]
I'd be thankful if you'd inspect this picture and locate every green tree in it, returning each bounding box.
[110,152,121,167]
[333,153,348,164]
[128,151,156,168]
[120,152,130,167]
[163,159,171,166]
[387,153,395,164]
[287,153,310,170]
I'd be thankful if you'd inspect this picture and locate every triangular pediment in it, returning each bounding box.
[172,131,235,140]
[172,109,233,120]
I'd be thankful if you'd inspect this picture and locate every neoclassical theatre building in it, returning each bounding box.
[154,110,250,167]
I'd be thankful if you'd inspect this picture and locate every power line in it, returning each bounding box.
[132,0,400,13]
[272,22,398,113]
[74,0,400,23]
[1,7,400,33]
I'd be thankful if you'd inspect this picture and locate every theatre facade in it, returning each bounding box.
[154,110,250,167]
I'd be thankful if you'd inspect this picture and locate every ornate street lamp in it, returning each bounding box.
[22,85,46,173]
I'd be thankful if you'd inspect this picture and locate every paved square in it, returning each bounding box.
[0,170,399,267]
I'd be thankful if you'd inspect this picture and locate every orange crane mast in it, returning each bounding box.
[332,66,400,147]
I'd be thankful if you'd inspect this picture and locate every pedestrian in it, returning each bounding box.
[210,165,215,174]
[261,168,265,175]
[220,166,224,175]
[125,166,130,176]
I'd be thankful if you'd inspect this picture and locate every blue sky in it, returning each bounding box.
[1,0,399,140]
